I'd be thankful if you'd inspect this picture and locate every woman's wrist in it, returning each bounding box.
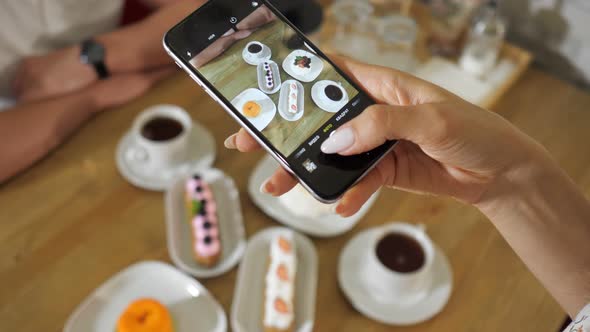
[474,142,590,316]
[475,143,558,220]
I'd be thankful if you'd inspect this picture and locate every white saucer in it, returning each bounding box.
[231,227,317,332]
[64,261,227,332]
[116,122,215,191]
[248,156,379,237]
[338,228,453,326]
[311,80,349,113]
[165,168,247,278]
[242,41,272,66]
[231,88,276,131]
[282,50,324,82]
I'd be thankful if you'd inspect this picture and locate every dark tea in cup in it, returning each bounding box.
[141,117,184,142]
[376,232,425,273]
[248,43,263,54]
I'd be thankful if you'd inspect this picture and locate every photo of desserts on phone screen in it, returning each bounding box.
[189,4,359,157]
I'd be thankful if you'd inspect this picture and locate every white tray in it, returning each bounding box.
[165,168,247,278]
[231,227,317,332]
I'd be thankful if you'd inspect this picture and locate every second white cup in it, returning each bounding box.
[362,222,435,305]
[128,104,193,171]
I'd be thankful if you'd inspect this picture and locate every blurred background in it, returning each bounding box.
[122,0,590,87]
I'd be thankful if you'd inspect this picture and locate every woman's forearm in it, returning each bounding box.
[0,91,98,183]
[477,151,590,317]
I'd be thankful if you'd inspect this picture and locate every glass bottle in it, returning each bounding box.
[459,0,507,77]
[374,15,418,71]
[427,0,482,56]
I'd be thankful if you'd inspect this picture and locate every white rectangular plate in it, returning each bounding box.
[231,227,318,332]
[257,61,282,94]
[166,168,246,278]
[277,80,305,122]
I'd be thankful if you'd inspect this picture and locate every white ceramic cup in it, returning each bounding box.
[362,222,435,305]
[127,104,193,171]
[246,41,265,58]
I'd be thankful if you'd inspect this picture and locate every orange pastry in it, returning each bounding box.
[117,298,174,332]
[243,101,261,118]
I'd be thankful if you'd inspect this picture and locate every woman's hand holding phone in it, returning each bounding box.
[226,55,552,217]
[168,2,590,318]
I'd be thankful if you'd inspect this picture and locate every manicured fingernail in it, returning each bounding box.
[321,127,355,154]
[333,203,346,216]
[224,134,237,149]
[260,178,275,195]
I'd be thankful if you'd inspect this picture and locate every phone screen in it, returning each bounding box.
[165,0,395,201]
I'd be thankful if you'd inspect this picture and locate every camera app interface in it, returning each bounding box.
[181,2,374,174]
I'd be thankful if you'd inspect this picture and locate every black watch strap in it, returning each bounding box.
[81,39,110,79]
[94,61,109,80]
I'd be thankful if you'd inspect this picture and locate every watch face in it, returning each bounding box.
[81,40,105,65]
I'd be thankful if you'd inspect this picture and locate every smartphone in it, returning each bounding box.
[163,0,396,203]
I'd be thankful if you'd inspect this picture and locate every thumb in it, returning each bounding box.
[320,104,441,156]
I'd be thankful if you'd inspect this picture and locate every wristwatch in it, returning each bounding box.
[80,39,109,79]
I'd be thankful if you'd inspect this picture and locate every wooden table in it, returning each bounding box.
[2,66,589,331]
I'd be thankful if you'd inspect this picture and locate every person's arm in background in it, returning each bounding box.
[95,0,205,76]
[12,0,324,102]
[12,0,206,101]
[189,29,254,68]
[0,68,172,183]
[227,56,590,318]
[190,6,278,68]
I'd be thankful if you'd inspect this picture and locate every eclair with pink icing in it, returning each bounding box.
[185,174,221,267]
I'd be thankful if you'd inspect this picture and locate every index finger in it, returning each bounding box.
[234,128,261,152]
